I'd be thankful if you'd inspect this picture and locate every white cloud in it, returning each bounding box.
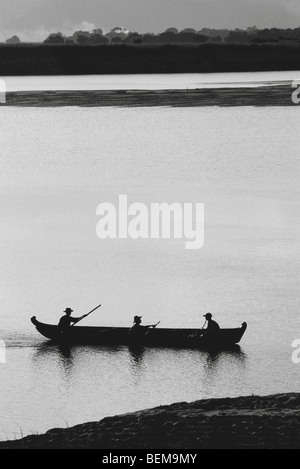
[0,20,97,42]
[61,20,96,36]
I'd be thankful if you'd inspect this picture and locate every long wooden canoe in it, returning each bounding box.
[31,316,247,348]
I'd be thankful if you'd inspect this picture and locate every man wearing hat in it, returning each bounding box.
[58,307,87,333]
[203,312,220,336]
[128,315,156,343]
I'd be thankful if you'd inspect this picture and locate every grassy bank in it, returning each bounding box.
[1,393,300,449]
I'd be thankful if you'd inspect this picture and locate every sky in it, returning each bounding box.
[0,0,300,42]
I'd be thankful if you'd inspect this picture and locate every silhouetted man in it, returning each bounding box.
[203,312,220,337]
[58,308,86,333]
[128,315,156,343]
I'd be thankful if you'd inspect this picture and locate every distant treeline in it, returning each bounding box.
[4,26,300,46]
[0,44,300,75]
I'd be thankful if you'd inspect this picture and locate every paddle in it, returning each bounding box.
[144,321,160,338]
[72,304,101,327]
[152,321,160,328]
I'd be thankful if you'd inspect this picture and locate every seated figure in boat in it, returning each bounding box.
[203,312,220,338]
[58,307,86,333]
[128,315,156,343]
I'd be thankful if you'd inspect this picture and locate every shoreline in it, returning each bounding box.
[1,43,300,76]
[2,84,297,107]
[1,393,300,449]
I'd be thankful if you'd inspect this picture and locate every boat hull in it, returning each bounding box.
[31,317,247,349]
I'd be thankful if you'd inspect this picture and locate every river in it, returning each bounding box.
[0,71,299,439]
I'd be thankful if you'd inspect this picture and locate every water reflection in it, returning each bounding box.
[205,345,246,367]
[32,342,248,398]
[205,345,247,366]
[34,342,73,359]
[202,345,247,394]
[127,345,146,385]
[33,343,246,375]
[33,342,75,380]
[128,345,145,366]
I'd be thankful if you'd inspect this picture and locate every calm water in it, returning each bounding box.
[0,73,300,439]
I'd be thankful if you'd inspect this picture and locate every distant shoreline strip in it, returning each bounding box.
[2,85,298,107]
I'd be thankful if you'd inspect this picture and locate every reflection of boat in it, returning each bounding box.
[31,316,247,348]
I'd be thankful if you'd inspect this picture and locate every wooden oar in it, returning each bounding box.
[144,321,160,338]
[152,321,160,328]
[72,304,101,327]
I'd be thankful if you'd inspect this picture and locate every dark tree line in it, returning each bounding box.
[40,26,300,46]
